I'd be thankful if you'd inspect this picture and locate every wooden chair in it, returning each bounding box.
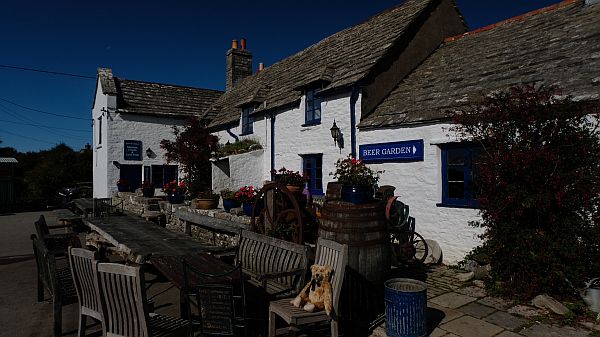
[94,262,188,337]
[183,259,247,337]
[34,215,81,254]
[68,247,102,337]
[268,238,348,337]
[31,234,78,337]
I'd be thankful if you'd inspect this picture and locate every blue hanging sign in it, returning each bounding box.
[359,139,424,163]
[124,140,142,161]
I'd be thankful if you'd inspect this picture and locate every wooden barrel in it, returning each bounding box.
[319,200,390,285]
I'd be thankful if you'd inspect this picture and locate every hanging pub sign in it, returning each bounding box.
[124,140,142,161]
[359,139,424,163]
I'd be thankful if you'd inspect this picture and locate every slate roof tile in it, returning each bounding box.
[360,0,600,128]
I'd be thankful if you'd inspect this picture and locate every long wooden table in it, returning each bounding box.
[83,215,221,263]
[72,198,94,217]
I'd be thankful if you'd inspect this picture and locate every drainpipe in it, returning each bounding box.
[270,112,276,178]
[350,86,359,158]
[226,128,239,142]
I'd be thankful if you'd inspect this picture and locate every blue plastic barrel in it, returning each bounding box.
[384,278,427,337]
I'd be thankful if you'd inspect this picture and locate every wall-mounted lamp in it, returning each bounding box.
[330,120,341,147]
[146,148,154,158]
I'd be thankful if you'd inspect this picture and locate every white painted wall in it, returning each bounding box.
[92,81,184,198]
[212,149,265,192]
[214,91,359,192]
[358,123,483,264]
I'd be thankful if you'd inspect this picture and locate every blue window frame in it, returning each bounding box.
[439,143,481,208]
[302,154,323,195]
[241,106,254,135]
[304,88,321,125]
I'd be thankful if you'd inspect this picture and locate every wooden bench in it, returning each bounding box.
[236,230,309,299]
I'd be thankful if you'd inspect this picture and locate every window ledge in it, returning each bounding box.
[436,202,479,209]
[302,121,321,127]
[239,131,254,136]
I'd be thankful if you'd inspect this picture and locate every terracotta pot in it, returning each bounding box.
[286,185,302,193]
[195,197,219,210]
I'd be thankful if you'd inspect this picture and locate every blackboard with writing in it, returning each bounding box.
[124,140,142,161]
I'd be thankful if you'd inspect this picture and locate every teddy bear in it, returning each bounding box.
[290,264,334,316]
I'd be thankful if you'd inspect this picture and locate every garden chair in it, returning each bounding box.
[183,259,247,337]
[68,247,102,337]
[34,214,81,254]
[31,234,78,337]
[94,262,188,337]
[268,238,348,337]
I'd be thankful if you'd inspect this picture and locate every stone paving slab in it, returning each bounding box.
[519,323,590,337]
[495,331,525,337]
[428,303,465,324]
[430,292,478,309]
[440,315,504,337]
[483,311,527,330]
[459,302,497,318]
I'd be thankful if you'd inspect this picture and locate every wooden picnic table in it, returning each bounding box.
[72,198,94,217]
[83,215,221,264]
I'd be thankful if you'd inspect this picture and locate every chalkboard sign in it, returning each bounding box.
[359,139,424,163]
[124,140,142,161]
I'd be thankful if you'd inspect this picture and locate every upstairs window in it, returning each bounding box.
[97,116,102,145]
[241,105,254,135]
[304,88,321,125]
[438,143,481,208]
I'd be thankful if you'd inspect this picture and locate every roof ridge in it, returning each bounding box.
[116,77,224,93]
[443,0,580,43]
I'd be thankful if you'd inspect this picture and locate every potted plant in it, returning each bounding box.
[141,181,155,198]
[271,167,306,193]
[330,156,382,204]
[116,178,129,192]
[163,180,187,204]
[195,190,220,210]
[234,186,261,216]
[220,189,240,212]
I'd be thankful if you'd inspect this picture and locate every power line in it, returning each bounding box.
[0,64,95,79]
[0,97,89,120]
[0,104,89,140]
[0,128,56,145]
[0,118,89,132]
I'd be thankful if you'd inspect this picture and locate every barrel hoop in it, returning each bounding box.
[319,223,388,234]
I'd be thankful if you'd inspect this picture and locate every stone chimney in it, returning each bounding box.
[226,38,253,91]
[586,0,599,5]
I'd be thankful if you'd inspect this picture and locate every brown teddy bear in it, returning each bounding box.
[290,264,334,316]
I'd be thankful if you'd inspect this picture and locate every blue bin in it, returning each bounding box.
[385,278,427,337]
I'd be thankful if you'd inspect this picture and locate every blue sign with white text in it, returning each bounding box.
[124,140,142,161]
[359,140,424,163]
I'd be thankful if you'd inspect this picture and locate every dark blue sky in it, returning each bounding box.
[0,0,561,152]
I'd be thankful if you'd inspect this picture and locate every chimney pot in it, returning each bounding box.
[259,62,265,71]
[232,39,238,49]
[240,38,247,50]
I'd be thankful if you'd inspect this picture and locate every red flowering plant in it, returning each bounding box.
[162,180,187,196]
[234,186,258,204]
[331,155,382,187]
[270,167,306,187]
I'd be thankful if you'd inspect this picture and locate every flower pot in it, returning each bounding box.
[341,185,374,204]
[167,194,185,204]
[242,200,264,217]
[223,199,240,212]
[142,187,155,198]
[117,184,129,192]
[195,197,219,210]
[285,185,302,193]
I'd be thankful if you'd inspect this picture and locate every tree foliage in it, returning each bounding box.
[451,85,600,299]
[160,117,218,197]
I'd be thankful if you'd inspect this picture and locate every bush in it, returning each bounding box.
[217,139,262,157]
[451,85,600,299]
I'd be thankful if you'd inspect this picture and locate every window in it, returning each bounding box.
[97,116,102,145]
[302,154,323,195]
[304,88,321,125]
[439,143,481,208]
[151,165,178,188]
[241,106,254,135]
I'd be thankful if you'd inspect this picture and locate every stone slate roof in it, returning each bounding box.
[97,68,223,118]
[205,0,444,129]
[0,158,18,164]
[359,0,600,128]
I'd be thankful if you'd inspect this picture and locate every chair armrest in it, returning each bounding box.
[256,267,306,288]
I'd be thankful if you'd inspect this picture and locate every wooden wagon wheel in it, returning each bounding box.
[250,182,304,244]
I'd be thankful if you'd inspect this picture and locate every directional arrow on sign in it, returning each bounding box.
[413,145,416,154]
